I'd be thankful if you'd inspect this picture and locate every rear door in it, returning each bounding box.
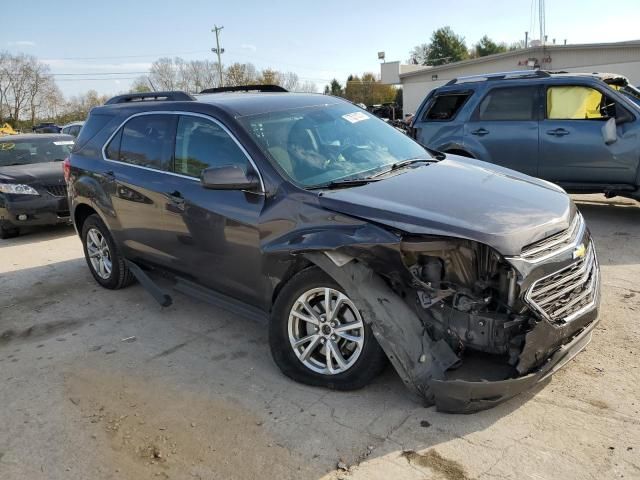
[160,114,266,306]
[103,113,178,265]
[463,86,540,176]
[539,84,639,184]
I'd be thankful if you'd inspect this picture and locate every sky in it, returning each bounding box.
[4,0,639,98]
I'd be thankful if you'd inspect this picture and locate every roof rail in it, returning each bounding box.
[200,84,288,94]
[104,91,195,105]
[445,70,550,86]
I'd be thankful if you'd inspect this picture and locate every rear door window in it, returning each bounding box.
[108,114,175,171]
[423,93,470,121]
[478,87,537,121]
[173,115,248,178]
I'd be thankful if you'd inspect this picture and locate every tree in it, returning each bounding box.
[409,44,430,65]
[343,73,396,106]
[224,62,257,86]
[410,27,468,66]
[130,76,152,93]
[325,78,343,96]
[474,35,507,57]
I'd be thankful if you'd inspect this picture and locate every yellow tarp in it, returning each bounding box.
[547,86,603,120]
[0,123,17,135]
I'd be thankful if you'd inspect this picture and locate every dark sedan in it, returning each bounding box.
[0,134,74,238]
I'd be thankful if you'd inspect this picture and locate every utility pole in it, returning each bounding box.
[211,25,225,87]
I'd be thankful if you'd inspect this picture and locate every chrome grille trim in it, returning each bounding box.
[520,213,583,263]
[525,242,599,325]
[45,184,68,197]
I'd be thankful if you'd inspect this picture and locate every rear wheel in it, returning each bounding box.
[269,267,387,390]
[0,222,19,239]
[81,214,134,289]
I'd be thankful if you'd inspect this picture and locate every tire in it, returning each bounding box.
[81,214,135,289]
[0,222,19,239]
[269,267,387,390]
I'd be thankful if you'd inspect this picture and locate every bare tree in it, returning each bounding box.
[224,62,257,87]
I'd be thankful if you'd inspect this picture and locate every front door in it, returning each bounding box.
[539,84,639,184]
[464,85,540,176]
[161,114,266,307]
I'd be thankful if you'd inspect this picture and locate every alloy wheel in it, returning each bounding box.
[287,287,365,375]
[86,227,112,280]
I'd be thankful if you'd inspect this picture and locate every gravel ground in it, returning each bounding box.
[0,194,639,480]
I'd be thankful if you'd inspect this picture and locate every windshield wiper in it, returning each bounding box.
[309,177,381,190]
[370,157,435,178]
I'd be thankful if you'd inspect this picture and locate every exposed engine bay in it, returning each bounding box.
[401,238,529,367]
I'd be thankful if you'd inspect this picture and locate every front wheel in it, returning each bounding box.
[269,267,387,390]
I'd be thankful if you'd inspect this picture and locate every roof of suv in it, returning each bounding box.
[98,89,346,118]
[439,70,633,90]
[195,92,343,116]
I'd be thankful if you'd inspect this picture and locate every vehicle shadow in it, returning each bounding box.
[574,197,640,267]
[0,223,75,249]
[1,255,549,480]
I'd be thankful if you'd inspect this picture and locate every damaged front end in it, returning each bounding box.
[306,212,600,413]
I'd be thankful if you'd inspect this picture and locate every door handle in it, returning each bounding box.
[165,190,185,213]
[103,170,115,178]
[166,190,184,203]
[471,128,489,136]
[546,128,570,136]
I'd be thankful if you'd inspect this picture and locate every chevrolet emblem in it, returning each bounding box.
[573,243,586,259]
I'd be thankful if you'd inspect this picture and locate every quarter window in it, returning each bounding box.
[478,87,537,121]
[174,115,248,177]
[107,114,175,170]
[546,86,612,120]
[424,93,470,121]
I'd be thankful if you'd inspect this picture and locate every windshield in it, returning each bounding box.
[0,137,74,167]
[238,103,429,187]
[621,85,640,106]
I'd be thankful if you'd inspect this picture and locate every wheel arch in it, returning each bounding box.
[73,202,98,236]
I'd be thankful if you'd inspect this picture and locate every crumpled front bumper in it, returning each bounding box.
[429,309,599,413]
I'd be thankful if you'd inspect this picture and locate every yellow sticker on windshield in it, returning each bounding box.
[0,142,15,151]
[342,111,370,124]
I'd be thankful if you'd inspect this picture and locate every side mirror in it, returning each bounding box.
[602,118,618,145]
[616,108,633,125]
[200,165,260,191]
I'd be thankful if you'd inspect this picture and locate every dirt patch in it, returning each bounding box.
[65,368,320,480]
[0,319,84,347]
[401,449,469,480]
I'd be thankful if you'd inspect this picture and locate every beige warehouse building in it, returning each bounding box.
[381,40,640,115]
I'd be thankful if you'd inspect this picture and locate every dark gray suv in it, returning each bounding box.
[412,70,640,201]
[67,88,600,413]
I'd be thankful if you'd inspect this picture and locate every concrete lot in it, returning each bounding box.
[0,194,639,480]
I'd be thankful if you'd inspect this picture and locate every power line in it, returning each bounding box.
[50,71,149,76]
[49,51,209,61]
[55,77,139,82]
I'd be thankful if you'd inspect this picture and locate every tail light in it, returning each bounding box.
[63,157,71,183]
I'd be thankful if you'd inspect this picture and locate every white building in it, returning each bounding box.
[381,41,640,115]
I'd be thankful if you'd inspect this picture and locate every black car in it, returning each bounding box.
[32,122,61,134]
[0,134,74,238]
[68,89,599,413]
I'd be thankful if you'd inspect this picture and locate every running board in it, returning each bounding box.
[125,259,173,307]
[173,277,268,324]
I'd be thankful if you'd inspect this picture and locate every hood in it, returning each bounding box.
[318,156,574,256]
[0,161,65,185]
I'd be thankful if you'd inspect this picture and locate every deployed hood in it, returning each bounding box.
[318,156,574,257]
[0,162,65,185]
